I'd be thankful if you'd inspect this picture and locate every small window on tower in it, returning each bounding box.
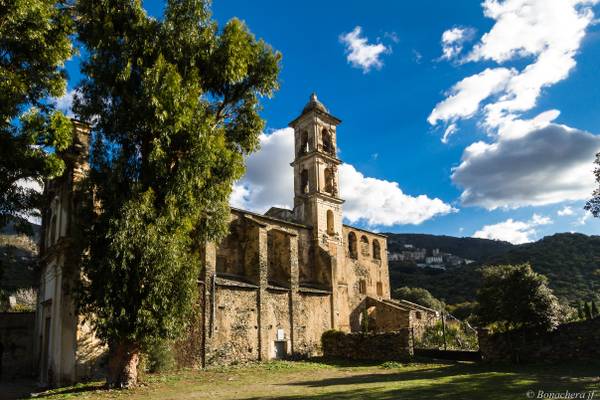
[327,210,335,235]
[359,279,367,294]
[376,281,383,296]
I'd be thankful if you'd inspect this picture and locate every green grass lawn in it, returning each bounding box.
[29,359,600,400]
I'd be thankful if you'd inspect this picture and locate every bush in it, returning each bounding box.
[416,320,478,351]
[144,341,176,373]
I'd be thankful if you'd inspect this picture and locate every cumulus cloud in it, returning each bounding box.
[452,124,600,209]
[431,0,600,210]
[440,26,476,60]
[340,26,390,73]
[432,0,598,134]
[473,213,552,244]
[557,206,575,216]
[232,128,455,226]
[339,164,456,226]
[428,67,514,126]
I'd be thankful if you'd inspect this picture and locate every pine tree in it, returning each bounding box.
[0,0,75,230]
[74,0,280,388]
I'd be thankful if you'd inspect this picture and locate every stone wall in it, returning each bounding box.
[478,318,600,363]
[322,329,413,361]
[0,312,35,379]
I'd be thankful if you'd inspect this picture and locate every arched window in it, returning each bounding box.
[326,210,334,235]
[324,167,335,195]
[360,235,369,256]
[299,130,309,155]
[322,128,333,155]
[300,169,309,194]
[50,214,57,245]
[348,232,357,258]
[373,239,381,260]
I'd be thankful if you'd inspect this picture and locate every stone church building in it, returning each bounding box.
[34,95,437,385]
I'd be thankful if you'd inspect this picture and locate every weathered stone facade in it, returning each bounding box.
[35,95,431,384]
[34,121,106,386]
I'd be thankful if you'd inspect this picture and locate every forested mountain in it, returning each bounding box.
[0,218,40,292]
[386,233,514,261]
[388,232,600,306]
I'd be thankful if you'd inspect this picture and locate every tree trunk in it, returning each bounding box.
[107,342,140,388]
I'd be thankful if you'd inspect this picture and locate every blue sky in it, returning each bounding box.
[61,0,600,243]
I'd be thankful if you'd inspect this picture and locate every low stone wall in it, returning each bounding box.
[0,312,35,380]
[478,318,600,363]
[321,330,413,361]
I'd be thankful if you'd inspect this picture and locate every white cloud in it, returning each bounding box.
[428,67,515,125]
[339,163,457,226]
[473,213,552,244]
[232,128,455,226]
[557,206,575,216]
[53,89,78,117]
[431,0,600,210]
[340,26,390,73]
[452,124,600,209]
[441,26,476,60]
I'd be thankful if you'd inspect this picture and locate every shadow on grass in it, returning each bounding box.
[31,382,105,399]
[251,362,600,400]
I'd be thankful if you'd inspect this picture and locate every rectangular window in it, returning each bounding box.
[359,279,367,294]
[376,282,383,296]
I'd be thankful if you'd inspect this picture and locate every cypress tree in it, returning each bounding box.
[74,0,280,387]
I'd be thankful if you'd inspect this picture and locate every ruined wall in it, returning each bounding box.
[207,286,259,365]
[478,318,600,363]
[322,330,413,361]
[267,230,291,287]
[294,292,332,356]
[342,226,390,332]
[0,312,35,379]
[263,290,292,359]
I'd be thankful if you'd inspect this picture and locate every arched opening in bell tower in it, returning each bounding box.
[324,167,335,195]
[299,130,309,155]
[322,128,334,155]
[300,169,309,194]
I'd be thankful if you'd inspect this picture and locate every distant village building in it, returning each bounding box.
[34,94,437,386]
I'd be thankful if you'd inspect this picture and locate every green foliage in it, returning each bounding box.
[415,320,478,351]
[393,287,444,310]
[476,264,561,332]
[585,151,600,217]
[73,0,280,381]
[0,0,74,227]
[446,301,478,322]
[144,341,176,373]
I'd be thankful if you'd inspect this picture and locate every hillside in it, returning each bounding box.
[385,233,514,261]
[388,232,600,305]
[0,218,40,293]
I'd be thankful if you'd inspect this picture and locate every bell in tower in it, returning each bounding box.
[289,93,344,242]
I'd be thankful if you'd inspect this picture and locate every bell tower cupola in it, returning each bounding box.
[289,93,343,242]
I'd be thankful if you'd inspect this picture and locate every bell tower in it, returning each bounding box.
[289,93,344,243]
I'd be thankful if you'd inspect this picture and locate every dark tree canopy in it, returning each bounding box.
[0,0,75,231]
[476,264,561,332]
[73,0,280,387]
[393,286,444,310]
